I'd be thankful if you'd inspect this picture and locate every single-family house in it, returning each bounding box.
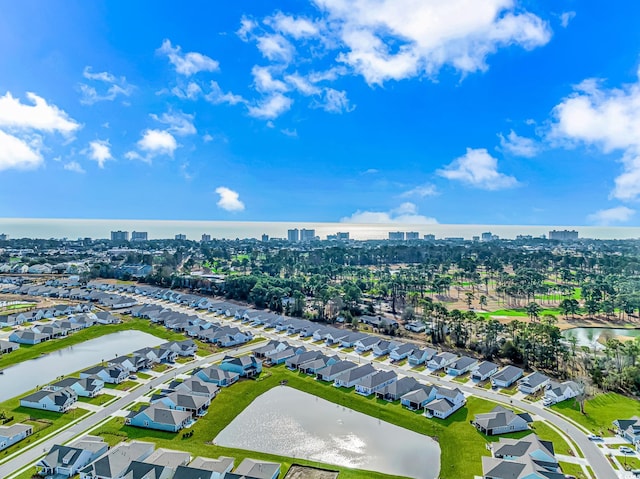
[613,418,640,446]
[0,423,32,452]
[376,376,421,401]
[482,435,560,479]
[355,370,397,396]
[389,343,414,362]
[266,347,299,365]
[285,350,324,370]
[491,365,524,388]
[152,391,210,417]
[79,440,155,479]
[544,380,580,405]
[95,312,120,324]
[354,336,380,353]
[20,387,77,412]
[404,321,426,333]
[339,332,367,348]
[173,378,219,400]
[471,361,499,382]
[185,456,235,479]
[408,347,436,366]
[227,458,280,479]
[0,340,19,354]
[400,385,437,410]
[472,406,532,436]
[445,356,478,376]
[316,360,358,382]
[126,404,193,432]
[166,339,198,357]
[427,352,459,371]
[333,363,377,388]
[298,355,340,375]
[219,355,262,378]
[425,387,466,419]
[518,372,550,394]
[120,461,173,479]
[47,377,104,398]
[80,365,128,384]
[194,366,239,387]
[9,330,49,345]
[37,437,108,477]
[372,340,401,357]
[254,340,290,359]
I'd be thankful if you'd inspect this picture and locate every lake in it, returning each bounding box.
[562,327,640,349]
[214,386,440,479]
[0,330,165,402]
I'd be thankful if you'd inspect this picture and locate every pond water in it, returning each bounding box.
[215,386,440,479]
[562,327,640,349]
[0,330,165,402]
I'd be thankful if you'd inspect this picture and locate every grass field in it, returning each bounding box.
[558,461,588,479]
[78,393,117,406]
[105,380,139,391]
[94,365,573,479]
[551,393,639,436]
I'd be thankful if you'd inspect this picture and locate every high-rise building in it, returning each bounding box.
[389,231,405,241]
[175,234,187,240]
[337,232,350,240]
[472,236,480,242]
[406,232,419,240]
[549,230,579,241]
[201,234,211,242]
[300,228,316,241]
[111,230,129,241]
[131,231,148,242]
[424,234,436,241]
[481,232,493,242]
[0,233,7,241]
[287,228,299,242]
[261,234,269,242]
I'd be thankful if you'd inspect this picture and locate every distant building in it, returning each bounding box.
[326,234,337,240]
[131,231,148,242]
[472,236,480,242]
[0,234,7,241]
[445,237,465,241]
[406,232,419,240]
[261,234,269,242]
[300,228,315,241]
[516,235,533,240]
[287,229,299,242]
[175,234,187,240]
[549,230,579,241]
[424,234,436,241]
[389,231,405,241]
[481,232,493,242]
[201,234,211,242]
[337,232,349,240]
[492,234,500,241]
[111,231,129,242]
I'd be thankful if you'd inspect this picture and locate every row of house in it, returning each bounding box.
[481,434,563,479]
[0,303,93,327]
[37,437,280,479]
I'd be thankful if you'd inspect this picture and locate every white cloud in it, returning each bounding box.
[215,186,245,212]
[150,111,196,136]
[205,81,246,105]
[588,206,635,225]
[549,70,640,201]
[285,73,321,95]
[79,66,134,105]
[252,66,289,93]
[560,11,576,28]
[362,168,378,174]
[313,0,551,85]
[317,88,353,113]
[499,130,539,157]
[266,12,319,39]
[400,183,438,198]
[341,202,438,224]
[64,161,85,174]
[171,82,203,100]
[0,92,80,134]
[128,130,178,162]
[247,93,293,119]
[281,128,298,137]
[437,148,519,190]
[157,39,219,76]
[86,139,113,168]
[256,33,295,63]
[0,129,43,171]
[237,16,257,41]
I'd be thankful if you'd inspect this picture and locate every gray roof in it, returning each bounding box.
[426,398,455,413]
[379,376,420,397]
[520,371,549,388]
[473,406,532,430]
[136,404,192,426]
[233,458,280,479]
[190,456,235,473]
[82,441,155,478]
[474,361,498,376]
[122,460,169,479]
[334,363,376,383]
[357,370,397,389]
[175,378,219,396]
[493,365,524,383]
[401,385,435,404]
[449,356,477,370]
[431,352,458,364]
[173,465,216,479]
[0,423,32,438]
[436,386,463,400]
[317,360,356,377]
[144,448,191,469]
[39,445,84,469]
[196,365,239,382]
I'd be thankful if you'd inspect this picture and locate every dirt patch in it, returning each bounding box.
[284,465,339,479]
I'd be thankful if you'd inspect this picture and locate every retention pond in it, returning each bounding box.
[0,330,164,402]
[215,386,440,479]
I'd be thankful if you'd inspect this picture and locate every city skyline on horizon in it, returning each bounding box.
[2,2,640,226]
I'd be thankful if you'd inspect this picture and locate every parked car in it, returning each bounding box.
[587,434,603,441]
[619,446,635,454]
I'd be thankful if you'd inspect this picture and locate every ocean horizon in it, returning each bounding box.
[1,218,639,241]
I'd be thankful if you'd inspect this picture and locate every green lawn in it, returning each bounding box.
[104,380,139,391]
[551,393,640,436]
[152,363,171,373]
[621,456,640,470]
[78,393,117,406]
[558,461,588,479]
[136,372,152,380]
[94,365,573,479]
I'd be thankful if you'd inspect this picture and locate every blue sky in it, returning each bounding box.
[1,0,640,226]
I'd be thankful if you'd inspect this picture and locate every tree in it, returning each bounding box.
[465,292,474,310]
[479,294,487,310]
[525,302,541,321]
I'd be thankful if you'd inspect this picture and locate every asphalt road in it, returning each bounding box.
[0,342,261,479]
